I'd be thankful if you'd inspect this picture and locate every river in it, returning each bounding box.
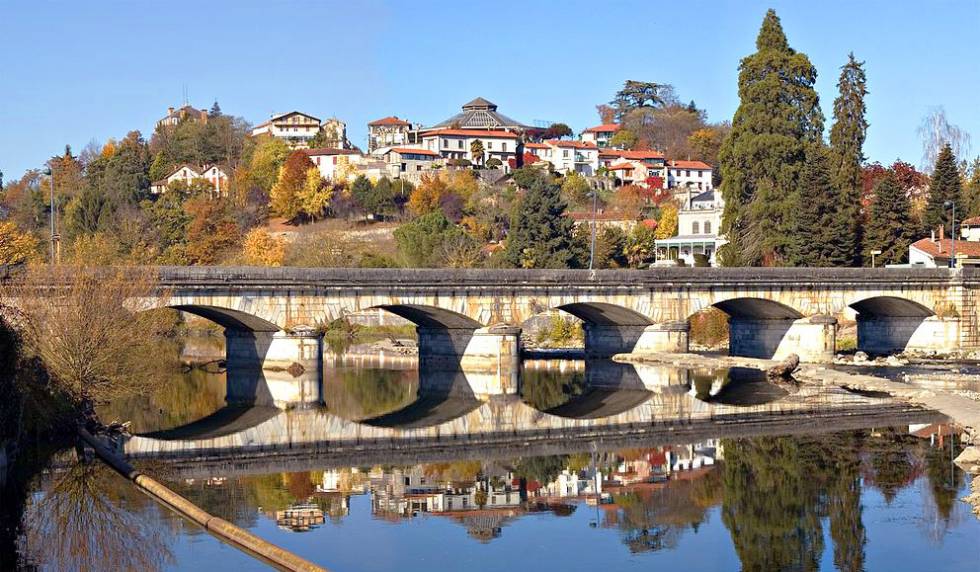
[4,339,979,571]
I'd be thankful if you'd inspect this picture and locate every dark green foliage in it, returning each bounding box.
[922,144,962,234]
[349,175,374,214]
[504,176,577,268]
[828,53,868,266]
[144,193,190,251]
[86,132,152,208]
[64,185,113,238]
[393,210,469,267]
[511,166,551,190]
[964,158,980,217]
[610,80,673,122]
[790,145,854,266]
[718,9,824,266]
[863,173,916,265]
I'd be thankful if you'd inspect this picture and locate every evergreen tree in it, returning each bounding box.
[718,9,824,266]
[863,173,915,265]
[791,145,853,266]
[922,144,962,234]
[504,177,577,268]
[209,100,222,118]
[963,158,980,217]
[828,53,868,266]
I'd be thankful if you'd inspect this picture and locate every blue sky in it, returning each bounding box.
[1,0,978,179]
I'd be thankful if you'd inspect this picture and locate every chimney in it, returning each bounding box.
[940,225,945,242]
[168,106,174,116]
[931,229,936,242]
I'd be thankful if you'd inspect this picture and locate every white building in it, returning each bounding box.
[150,163,231,196]
[304,148,362,181]
[251,111,321,148]
[419,128,520,166]
[525,140,599,175]
[908,221,980,267]
[654,188,727,266]
[580,123,619,148]
[368,116,415,152]
[667,160,713,193]
[600,150,667,186]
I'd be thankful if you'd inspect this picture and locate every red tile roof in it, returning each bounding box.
[962,217,980,226]
[421,128,519,139]
[547,139,598,149]
[524,142,549,149]
[583,123,619,133]
[600,149,665,160]
[390,147,440,157]
[369,116,410,126]
[668,160,712,170]
[911,238,980,258]
[607,162,635,171]
[304,148,360,156]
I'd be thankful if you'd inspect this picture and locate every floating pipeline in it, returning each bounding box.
[77,428,326,572]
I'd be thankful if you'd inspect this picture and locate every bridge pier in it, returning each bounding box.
[583,321,690,358]
[729,315,837,363]
[858,316,961,355]
[417,325,521,397]
[224,330,324,408]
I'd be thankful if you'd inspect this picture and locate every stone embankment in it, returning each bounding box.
[615,350,980,518]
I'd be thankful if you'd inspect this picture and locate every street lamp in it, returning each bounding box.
[944,200,957,268]
[870,249,882,268]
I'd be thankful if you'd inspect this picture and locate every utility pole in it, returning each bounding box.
[47,168,58,264]
[945,200,957,268]
[589,185,598,270]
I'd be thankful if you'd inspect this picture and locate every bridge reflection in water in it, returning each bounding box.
[121,350,940,478]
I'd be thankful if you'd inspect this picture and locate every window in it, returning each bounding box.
[457,140,463,149]
[685,170,691,177]
[443,138,449,148]
[704,221,712,234]
[487,141,493,150]
[502,142,507,152]
[698,170,703,177]
[401,162,406,172]
[563,150,569,158]
[315,157,320,165]
[692,221,700,234]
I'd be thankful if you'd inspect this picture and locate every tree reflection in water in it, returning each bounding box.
[324,368,418,420]
[19,460,175,572]
[521,368,586,411]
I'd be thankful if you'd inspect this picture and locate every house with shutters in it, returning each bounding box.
[251,111,322,148]
[150,163,231,196]
[524,140,599,175]
[667,160,713,193]
[580,123,619,148]
[368,116,417,152]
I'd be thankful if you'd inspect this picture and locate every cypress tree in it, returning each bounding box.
[864,173,916,265]
[791,145,853,267]
[828,53,868,266]
[504,177,577,269]
[718,9,824,266]
[922,144,962,235]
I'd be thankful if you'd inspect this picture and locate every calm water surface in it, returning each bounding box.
[6,345,979,571]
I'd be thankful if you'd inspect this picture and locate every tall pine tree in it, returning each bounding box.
[791,145,854,267]
[828,53,868,266]
[504,177,577,269]
[922,144,962,235]
[718,9,824,266]
[864,173,916,265]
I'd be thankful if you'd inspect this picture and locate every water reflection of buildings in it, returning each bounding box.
[275,504,325,532]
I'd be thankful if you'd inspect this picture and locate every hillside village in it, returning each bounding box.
[146,92,725,267]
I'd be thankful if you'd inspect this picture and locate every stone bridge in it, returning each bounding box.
[146,265,977,358]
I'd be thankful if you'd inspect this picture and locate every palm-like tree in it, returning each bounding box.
[470,139,485,166]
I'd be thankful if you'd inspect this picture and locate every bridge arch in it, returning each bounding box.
[555,302,653,326]
[169,304,281,332]
[371,304,483,329]
[694,297,816,360]
[847,295,943,355]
